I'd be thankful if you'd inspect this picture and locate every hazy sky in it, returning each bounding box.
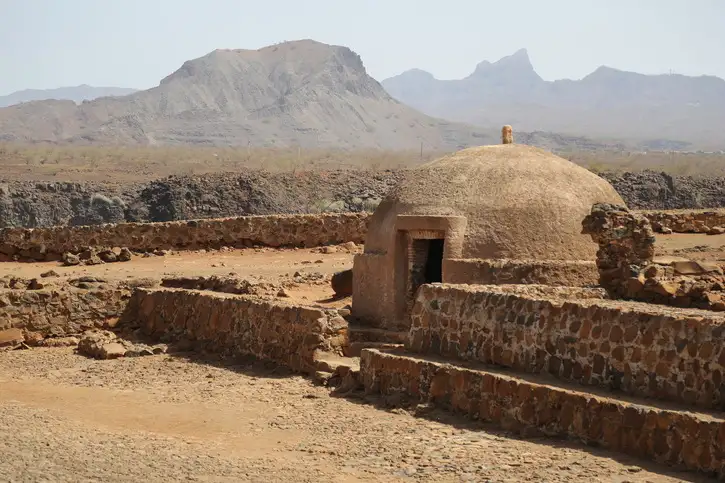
[1,0,723,95]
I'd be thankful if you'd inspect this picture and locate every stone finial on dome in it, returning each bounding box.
[502,125,513,144]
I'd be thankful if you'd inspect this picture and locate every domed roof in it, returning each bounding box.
[365,144,625,261]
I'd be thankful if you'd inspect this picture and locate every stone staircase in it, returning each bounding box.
[350,283,725,479]
[361,348,724,477]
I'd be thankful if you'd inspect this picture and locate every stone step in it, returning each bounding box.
[313,350,359,377]
[346,326,408,344]
[360,348,725,479]
[342,341,404,358]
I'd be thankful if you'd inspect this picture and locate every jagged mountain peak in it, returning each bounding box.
[469,48,542,83]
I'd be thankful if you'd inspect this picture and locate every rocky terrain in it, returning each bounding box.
[2,169,725,228]
[382,49,725,151]
[0,170,401,227]
[0,40,615,152]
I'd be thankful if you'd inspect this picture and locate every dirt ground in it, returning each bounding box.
[2,236,725,481]
[0,348,710,483]
[655,232,725,262]
[0,246,356,308]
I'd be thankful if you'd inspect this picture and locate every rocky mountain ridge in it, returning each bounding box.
[0,41,615,152]
[0,85,138,108]
[382,49,725,151]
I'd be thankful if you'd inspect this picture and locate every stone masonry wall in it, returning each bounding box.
[583,203,725,311]
[641,210,725,234]
[0,213,370,262]
[408,283,725,409]
[443,259,598,287]
[126,289,347,373]
[0,288,131,341]
[361,348,725,478]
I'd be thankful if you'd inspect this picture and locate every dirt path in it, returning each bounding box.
[0,348,707,482]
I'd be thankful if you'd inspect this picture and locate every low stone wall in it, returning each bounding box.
[640,209,725,234]
[0,213,370,262]
[408,283,725,409]
[443,259,598,287]
[0,288,131,341]
[361,348,725,478]
[126,289,347,373]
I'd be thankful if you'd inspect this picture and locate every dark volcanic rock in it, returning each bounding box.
[3,168,725,229]
[600,170,725,210]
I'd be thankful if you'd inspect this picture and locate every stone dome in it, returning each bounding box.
[365,144,625,261]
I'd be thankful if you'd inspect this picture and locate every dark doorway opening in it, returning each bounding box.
[424,239,444,283]
[402,236,446,319]
[408,238,445,301]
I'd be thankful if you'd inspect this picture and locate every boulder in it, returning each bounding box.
[77,330,123,359]
[98,249,118,263]
[118,247,133,262]
[62,252,81,266]
[331,269,353,297]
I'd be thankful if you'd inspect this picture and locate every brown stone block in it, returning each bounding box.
[482,373,495,394]
[599,341,611,354]
[644,350,658,370]
[548,356,562,376]
[699,341,715,360]
[622,406,646,429]
[488,402,503,421]
[593,354,605,375]
[612,346,625,362]
[601,421,622,450]
[655,362,670,378]
[478,398,492,421]
[623,324,639,343]
[641,329,655,347]
[582,364,593,381]
[495,379,516,399]
[515,382,533,404]
[579,319,592,339]
[609,325,624,343]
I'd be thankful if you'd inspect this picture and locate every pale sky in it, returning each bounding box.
[1,0,723,95]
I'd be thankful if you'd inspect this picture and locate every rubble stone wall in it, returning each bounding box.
[0,288,131,339]
[408,283,725,409]
[640,210,725,234]
[0,213,370,262]
[443,259,598,287]
[583,203,725,311]
[361,348,725,478]
[127,289,347,373]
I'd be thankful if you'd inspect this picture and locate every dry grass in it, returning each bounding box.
[567,151,725,177]
[2,143,725,183]
[0,143,443,182]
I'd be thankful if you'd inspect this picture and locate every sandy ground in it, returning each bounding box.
[655,233,725,261]
[0,247,355,307]
[0,348,709,483]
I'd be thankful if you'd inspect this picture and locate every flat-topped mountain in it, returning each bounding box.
[382,49,725,151]
[0,85,138,108]
[0,41,607,151]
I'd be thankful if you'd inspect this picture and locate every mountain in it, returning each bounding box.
[382,50,725,151]
[0,40,611,151]
[0,85,138,108]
